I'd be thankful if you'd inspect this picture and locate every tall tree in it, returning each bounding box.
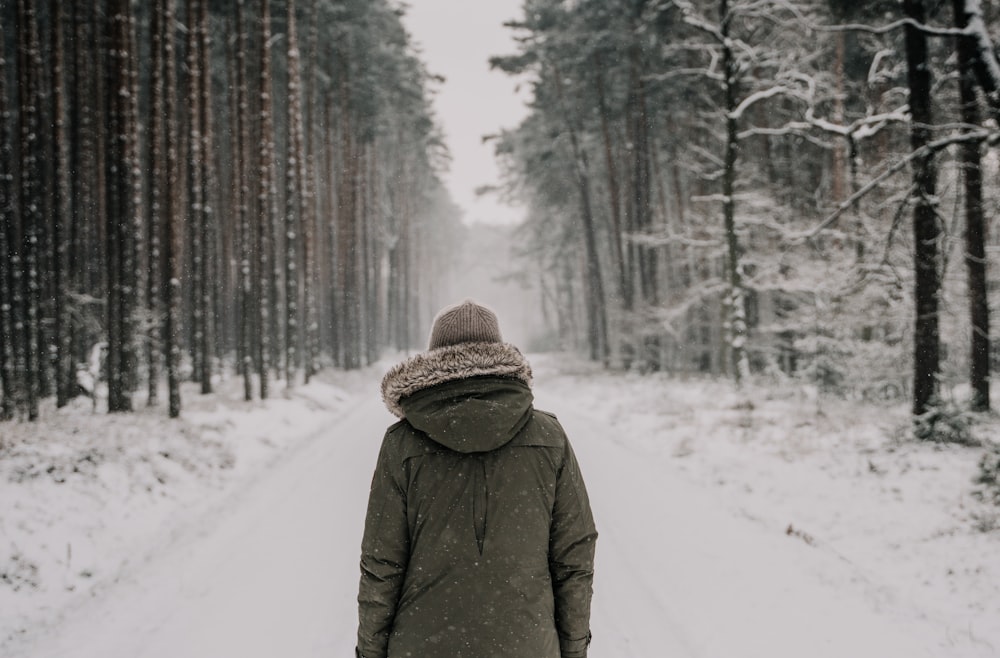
[161,0,182,418]
[235,0,253,401]
[147,0,166,407]
[256,0,277,399]
[105,0,140,412]
[952,0,991,412]
[51,0,74,408]
[719,0,750,383]
[303,1,320,383]
[285,0,304,385]
[197,0,215,394]
[185,0,205,390]
[903,0,941,418]
[0,18,15,419]
[18,0,43,420]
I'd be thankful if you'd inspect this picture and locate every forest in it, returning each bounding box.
[491,0,998,438]
[0,0,998,442]
[0,0,461,421]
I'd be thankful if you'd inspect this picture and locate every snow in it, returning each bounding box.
[1,354,999,657]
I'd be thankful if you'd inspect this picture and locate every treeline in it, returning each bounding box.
[493,0,998,421]
[0,0,459,421]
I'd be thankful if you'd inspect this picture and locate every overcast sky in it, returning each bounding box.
[400,0,530,225]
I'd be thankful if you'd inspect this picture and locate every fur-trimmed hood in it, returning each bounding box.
[381,342,533,419]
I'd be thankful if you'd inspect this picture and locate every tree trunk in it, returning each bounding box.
[552,63,608,363]
[903,0,941,418]
[303,1,320,382]
[147,0,166,406]
[18,0,43,420]
[953,0,990,412]
[235,0,253,401]
[161,0,182,418]
[197,0,215,394]
[105,0,139,413]
[720,0,749,384]
[256,0,276,399]
[285,0,303,385]
[51,0,74,408]
[186,0,205,387]
[0,21,15,419]
[337,59,362,369]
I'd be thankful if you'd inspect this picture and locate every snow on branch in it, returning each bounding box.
[675,0,726,44]
[728,85,795,120]
[793,129,995,241]
[739,107,908,141]
[809,17,967,38]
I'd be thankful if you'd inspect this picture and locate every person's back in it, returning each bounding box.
[356,301,597,658]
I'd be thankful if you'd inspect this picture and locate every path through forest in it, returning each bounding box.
[7,374,942,658]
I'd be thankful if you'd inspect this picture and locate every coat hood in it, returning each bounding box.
[380,342,534,453]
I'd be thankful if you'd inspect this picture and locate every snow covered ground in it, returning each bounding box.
[1,354,998,657]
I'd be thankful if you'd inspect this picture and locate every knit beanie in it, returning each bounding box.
[428,300,503,349]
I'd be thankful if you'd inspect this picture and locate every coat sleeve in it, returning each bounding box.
[549,435,598,658]
[357,430,410,658]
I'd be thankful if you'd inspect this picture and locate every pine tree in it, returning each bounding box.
[18,0,43,420]
[303,1,320,383]
[147,0,166,407]
[161,0,182,418]
[197,0,215,394]
[285,0,304,385]
[952,0,991,412]
[105,0,140,413]
[903,0,941,418]
[186,0,205,389]
[235,0,253,402]
[0,19,15,419]
[51,0,74,408]
[256,0,276,399]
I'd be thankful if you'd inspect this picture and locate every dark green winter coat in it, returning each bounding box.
[357,342,597,658]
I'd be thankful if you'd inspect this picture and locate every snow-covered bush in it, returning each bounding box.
[912,398,979,446]
[974,444,1000,507]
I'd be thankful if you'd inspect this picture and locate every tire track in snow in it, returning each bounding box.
[537,385,938,658]
[8,395,393,658]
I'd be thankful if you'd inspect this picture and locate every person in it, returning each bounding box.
[356,300,598,658]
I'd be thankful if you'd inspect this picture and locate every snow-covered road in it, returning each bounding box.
[9,379,942,657]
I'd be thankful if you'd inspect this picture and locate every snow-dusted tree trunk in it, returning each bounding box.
[628,42,658,312]
[952,0,990,412]
[953,0,1000,113]
[284,0,304,386]
[234,0,253,402]
[0,22,15,419]
[720,0,749,385]
[18,0,43,420]
[147,0,166,407]
[256,0,276,399]
[594,54,628,318]
[70,0,98,314]
[552,62,609,364]
[105,0,140,413]
[157,0,182,418]
[197,0,215,395]
[185,0,204,388]
[903,0,941,418]
[50,0,74,409]
[303,1,320,383]
[336,58,362,370]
